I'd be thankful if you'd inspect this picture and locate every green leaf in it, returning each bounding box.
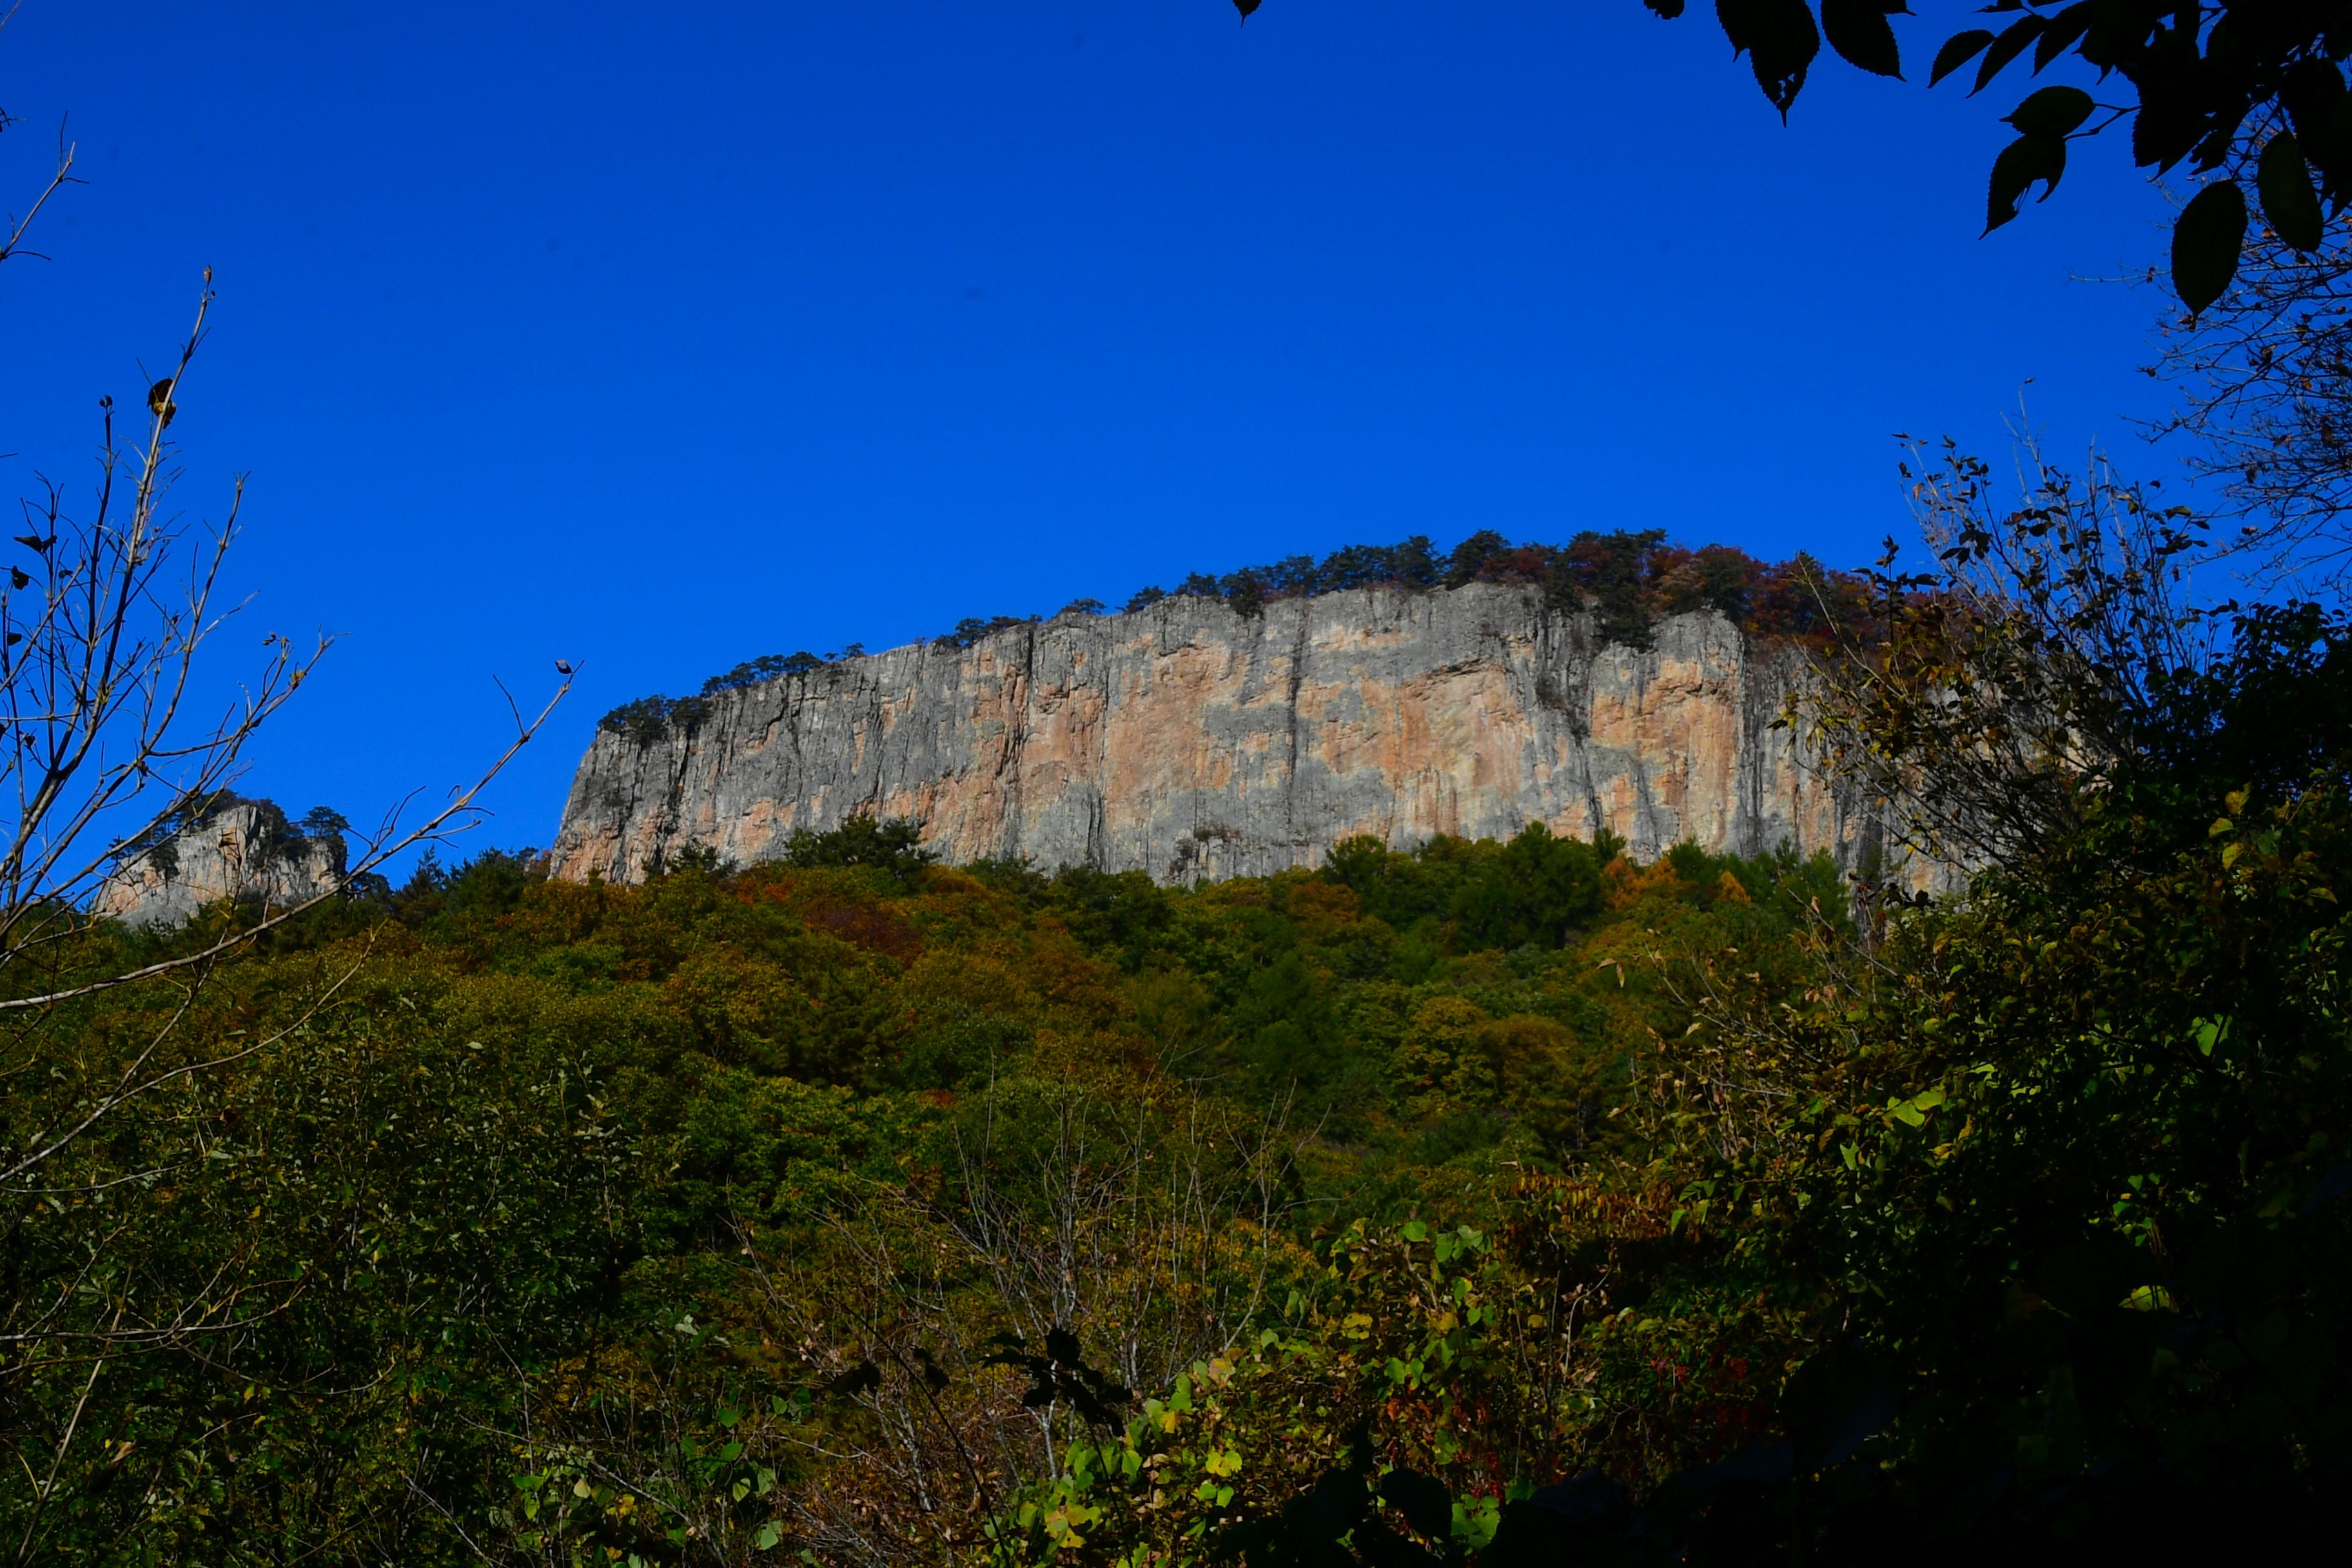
[2173,181,2248,313]
[1821,0,1903,80]
[1985,133,2066,233]
[2257,131,2325,253]
[755,1520,783,1550]
[2004,85,2093,141]
[1930,28,1993,86]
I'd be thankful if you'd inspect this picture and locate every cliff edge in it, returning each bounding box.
[549,583,1903,886]
[95,799,346,928]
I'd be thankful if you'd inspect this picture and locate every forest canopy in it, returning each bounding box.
[19,542,2351,1561]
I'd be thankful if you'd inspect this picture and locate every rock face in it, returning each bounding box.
[551,583,1910,887]
[94,801,344,928]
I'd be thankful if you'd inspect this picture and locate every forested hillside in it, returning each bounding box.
[9,5,2352,1561]
[5,420,2348,1565]
[10,527,2350,1561]
[6,812,1847,1562]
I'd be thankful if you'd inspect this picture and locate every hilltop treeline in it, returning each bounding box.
[1112,527,1863,647]
[111,790,353,881]
[600,530,1870,740]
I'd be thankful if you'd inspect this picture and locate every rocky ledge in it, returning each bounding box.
[549,583,1911,887]
[95,799,346,928]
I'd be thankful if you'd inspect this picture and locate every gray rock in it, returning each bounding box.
[549,584,1916,886]
[94,800,344,928]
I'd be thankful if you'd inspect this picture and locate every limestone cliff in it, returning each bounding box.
[95,800,345,928]
[550,583,1905,887]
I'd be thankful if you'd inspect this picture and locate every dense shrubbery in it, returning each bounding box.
[598,691,714,743]
[933,614,1035,651]
[975,603,2352,1568]
[5,809,1850,1563]
[599,649,868,740]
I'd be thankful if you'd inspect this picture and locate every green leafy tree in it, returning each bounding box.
[779,814,938,887]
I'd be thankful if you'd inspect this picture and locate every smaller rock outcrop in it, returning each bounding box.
[94,797,347,928]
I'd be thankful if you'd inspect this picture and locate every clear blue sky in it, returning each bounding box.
[1,1,2186,859]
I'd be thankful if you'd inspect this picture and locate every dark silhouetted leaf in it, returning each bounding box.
[1378,1469,1453,1541]
[1985,132,2066,233]
[2173,180,2248,313]
[1821,0,1903,79]
[2130,25,2208,170]
[1971,13,2046,95]
[2134,92,2207,172]
[1661,1438,1796,1489]
[1233,0,1261,19]
[2193,101,2252,173]
[981,1328,1130,1426]
[2258,130,2325,252]
[2304,1160,2352,1214]
[2004,84,2093,141]
[1716,0,1821,118]
[1644,0,1689,16]
[824,1360,881,1398]
[1781,1343,1897,1473]
[2030,1,2094,72]
[1352,1517,1444,1568]
[1928,28,1992,86]
[1483,1473,1634,1567]
[2280,57,2351,191]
